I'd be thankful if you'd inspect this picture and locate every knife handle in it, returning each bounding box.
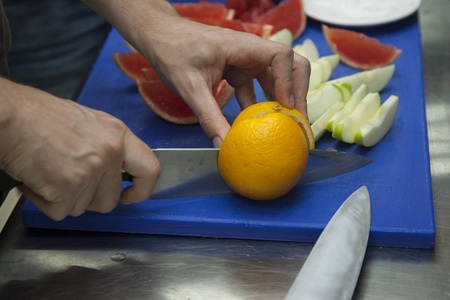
[0,169,134,192]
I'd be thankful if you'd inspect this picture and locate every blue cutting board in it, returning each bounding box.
[22,4,435,249]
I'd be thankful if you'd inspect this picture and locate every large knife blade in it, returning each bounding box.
[140,148,372,199]
[0,148,371,199]
[284,186,371,300]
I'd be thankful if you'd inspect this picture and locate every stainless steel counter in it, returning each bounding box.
[1,0,449,299]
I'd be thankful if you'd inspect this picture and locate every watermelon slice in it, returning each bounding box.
[173,1,235,20]
[322,25,402,70]
[188,17,273,38]
[137,79,235,124]
[255,0,306,40]
[112,52,152,82]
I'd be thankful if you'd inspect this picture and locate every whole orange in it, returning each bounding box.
[218,101,314,200]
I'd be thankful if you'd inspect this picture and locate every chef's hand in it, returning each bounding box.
[0,78,160,221]
[83,0,311,147]
[145,19,311,147]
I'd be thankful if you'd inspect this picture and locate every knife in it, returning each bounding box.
[0,148,371,198]
[284,186,371,300]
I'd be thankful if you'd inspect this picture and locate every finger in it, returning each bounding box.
[85,169,123,214]
[234,80,257,110]
[270,45,295,109]
[120,131,161,204]
[292,52,311,118]
[179,79,231,147]
[20,186,73,221]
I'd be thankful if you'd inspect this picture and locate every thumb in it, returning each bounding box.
[181,82,231,147]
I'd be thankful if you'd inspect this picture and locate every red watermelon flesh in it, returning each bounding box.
[322,25,402,70]
[255,0,306,40]
[112,52,153,82]
[188,17,273,38]
[137,79,234,125]
[173,1,235,20]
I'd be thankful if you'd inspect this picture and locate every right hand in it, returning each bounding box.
[0,78,161,221]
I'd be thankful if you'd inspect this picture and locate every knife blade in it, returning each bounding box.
[121,148,372,199]
[284,186,371,300]
[0,148,372,199]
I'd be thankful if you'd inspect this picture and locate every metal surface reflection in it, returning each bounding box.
[1,0,450,299]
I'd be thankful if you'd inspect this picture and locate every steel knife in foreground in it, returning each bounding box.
[284,186,371,300]
[0,148,372,199]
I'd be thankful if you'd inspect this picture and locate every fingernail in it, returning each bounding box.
[212,136,222,148]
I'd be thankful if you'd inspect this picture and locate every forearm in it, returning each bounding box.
[81,0,181,55]
[0,78,22,169]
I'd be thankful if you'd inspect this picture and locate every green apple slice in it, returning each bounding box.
[309,55,340,91]
[321,54,340,70]
[269,28,294,46]
[293,38,320,62]
[354,95,399,147]
[309,62,324,91]
[311,101,345,141]
[326,65,395,93]
[326,84,370,132]
[332,92,381,143]
[307,84,344,123]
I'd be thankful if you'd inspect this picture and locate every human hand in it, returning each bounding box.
[0,79,160,221]
[83,0,310,147]
[142,18,311,146]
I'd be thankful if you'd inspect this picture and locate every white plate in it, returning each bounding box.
[303,0,421,27]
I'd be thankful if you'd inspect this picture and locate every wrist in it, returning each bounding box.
[0,78,18,169]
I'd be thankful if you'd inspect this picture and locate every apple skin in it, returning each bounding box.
[326,65,395,94]
[332,92,381,143]
[354,95,399,147]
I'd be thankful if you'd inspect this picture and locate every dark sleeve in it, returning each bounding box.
[0,0,11,78]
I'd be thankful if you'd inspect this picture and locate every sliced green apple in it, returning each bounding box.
[321,54,340,70]
[269,28,294,46]
[311,101,345,141]
[293,38,320,62]
[309,55,340,91]
[326,64,395,93]
[332,92,381,143]
[326,84,370,132]
[354,95,399,147]
[307,84,345,123]
[309,62,324,92]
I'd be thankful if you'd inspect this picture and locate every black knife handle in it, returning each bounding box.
[0,169,134,192]
[0,169,21,192]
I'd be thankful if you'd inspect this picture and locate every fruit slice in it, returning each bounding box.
[269,28,293,45]
[325,64,395,94]
[255,0,307,40]
[113,52,153,82]
[188,17,273,38]
[308,54,340,90]
[322,25,402,70]
[354,95,399,147]
[332,92,381,143]
[326,84,370,132]
[311,101,344,142]
[307,83,350,124]
[137,79,234,125]
[173,1,235,20]
[225,0,276,21]
[293,38,319,62]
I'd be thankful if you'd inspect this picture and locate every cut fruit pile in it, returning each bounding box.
[113,51,234,124]
[174,0,307,40]
[266,32,401,147]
